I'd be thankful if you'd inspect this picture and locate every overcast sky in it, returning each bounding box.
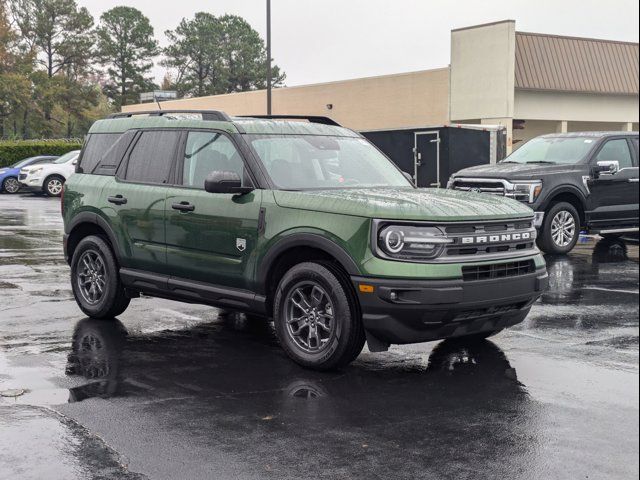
[77,0,640,87]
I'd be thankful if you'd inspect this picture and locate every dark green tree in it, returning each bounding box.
[95,6,159,107]
[9,0,94,78]
[163,12,284,97]
[163,12,225,97]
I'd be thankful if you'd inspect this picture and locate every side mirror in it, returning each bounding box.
[204,171,253,195]
[593,160,620,177]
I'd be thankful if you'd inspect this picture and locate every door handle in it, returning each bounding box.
[107,195,127,205]
[171,201,195,212]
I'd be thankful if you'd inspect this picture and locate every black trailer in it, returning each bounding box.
[361,124,507,188]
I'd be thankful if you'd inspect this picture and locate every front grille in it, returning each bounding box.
[462,260,535,281]
[443,220,536,259]
[452,180,506,196]
[18,174,27,180]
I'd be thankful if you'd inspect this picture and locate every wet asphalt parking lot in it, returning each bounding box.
[0,193,638,480]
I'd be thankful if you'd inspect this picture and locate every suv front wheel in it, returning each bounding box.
[273,262,365,370]
[70,235,130,318]
[537,202,580,255]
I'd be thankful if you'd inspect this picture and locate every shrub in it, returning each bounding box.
[0,139,84,168]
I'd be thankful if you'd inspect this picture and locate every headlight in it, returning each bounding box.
[377,225,452,260]
[30,167,43,175]
[508,181,542,203]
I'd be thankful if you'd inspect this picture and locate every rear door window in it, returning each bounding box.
[125,131,181,184]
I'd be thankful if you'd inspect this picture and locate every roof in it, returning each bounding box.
[540,131,638,139]
[89,115,359,137]
[515,32,639,95]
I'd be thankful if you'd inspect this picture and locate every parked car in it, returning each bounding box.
[0,155,58,194]
[62,111,548,370]
[448,132,639,254]
[19,150,80,197]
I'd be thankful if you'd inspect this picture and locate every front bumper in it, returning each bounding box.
[352,266,548,346]
[19,176,44,191]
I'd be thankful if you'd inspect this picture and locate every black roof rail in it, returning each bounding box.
[107,110,232,121]
[237,115,342,127]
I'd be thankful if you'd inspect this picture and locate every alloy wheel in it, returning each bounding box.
[77,250,107,305]
[3,177,20,194]
[284,281,336,353]
[551,210,576,247]
[47,178,63,196]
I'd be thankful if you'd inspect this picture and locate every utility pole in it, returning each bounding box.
[266,0,272,115]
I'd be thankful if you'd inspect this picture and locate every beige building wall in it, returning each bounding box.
[123,69,451,132]
[450,20,516,122]
[514,90,639,123]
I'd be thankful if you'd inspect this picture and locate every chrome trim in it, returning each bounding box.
[599,227,639,234]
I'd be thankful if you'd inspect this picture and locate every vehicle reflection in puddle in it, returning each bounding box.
[64,315,525,408]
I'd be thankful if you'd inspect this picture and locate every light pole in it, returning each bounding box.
[266,0,272,115]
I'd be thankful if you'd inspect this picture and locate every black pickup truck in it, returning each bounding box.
[448,132,639,254]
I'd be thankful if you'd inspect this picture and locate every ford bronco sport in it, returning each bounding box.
[63,111,548,370]
[449,132,639,254]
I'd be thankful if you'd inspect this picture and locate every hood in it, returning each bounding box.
[273,187,533,222]
[453,162,582,179]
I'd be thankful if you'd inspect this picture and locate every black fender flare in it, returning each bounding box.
[256,233,361,294]
[538,185,588,215]
[66,212,123,263]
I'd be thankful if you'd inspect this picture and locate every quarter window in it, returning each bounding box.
[182,131,246,188]
[595,139,633,169]
[125,131,180,183]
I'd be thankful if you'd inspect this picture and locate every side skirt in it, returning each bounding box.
[119,268,267,314]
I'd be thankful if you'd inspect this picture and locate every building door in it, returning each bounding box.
[414,131,440,187]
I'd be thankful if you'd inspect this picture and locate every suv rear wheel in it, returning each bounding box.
[537,202,580,255]
[70,235,130,318]
[273,262,365,370]
[44,175,65,197]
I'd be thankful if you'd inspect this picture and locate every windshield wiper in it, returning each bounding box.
[525,160,557,164]
[500,161,519,164]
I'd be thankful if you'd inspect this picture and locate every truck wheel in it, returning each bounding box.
[273,262,365,370]
[44,175,65,197]
[537,202,580,255]
[71,235,130,319]
[1,176,21,194]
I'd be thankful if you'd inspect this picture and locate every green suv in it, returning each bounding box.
[63,111,548,370]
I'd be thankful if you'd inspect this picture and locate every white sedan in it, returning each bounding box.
[19,150,80,197]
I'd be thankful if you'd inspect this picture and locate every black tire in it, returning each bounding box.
[537,202,581,254]
[44,175,65,197]
[273,262,365,370]
[1,176,21,194]
[70,235,130,319]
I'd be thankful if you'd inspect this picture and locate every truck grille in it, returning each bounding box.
[451,180,505,195]
[462,260,535,281]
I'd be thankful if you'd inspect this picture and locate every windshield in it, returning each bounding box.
[247,135,412,190]
[11,157,38,169]
[503,136,596,165]
[54,151,79,164]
